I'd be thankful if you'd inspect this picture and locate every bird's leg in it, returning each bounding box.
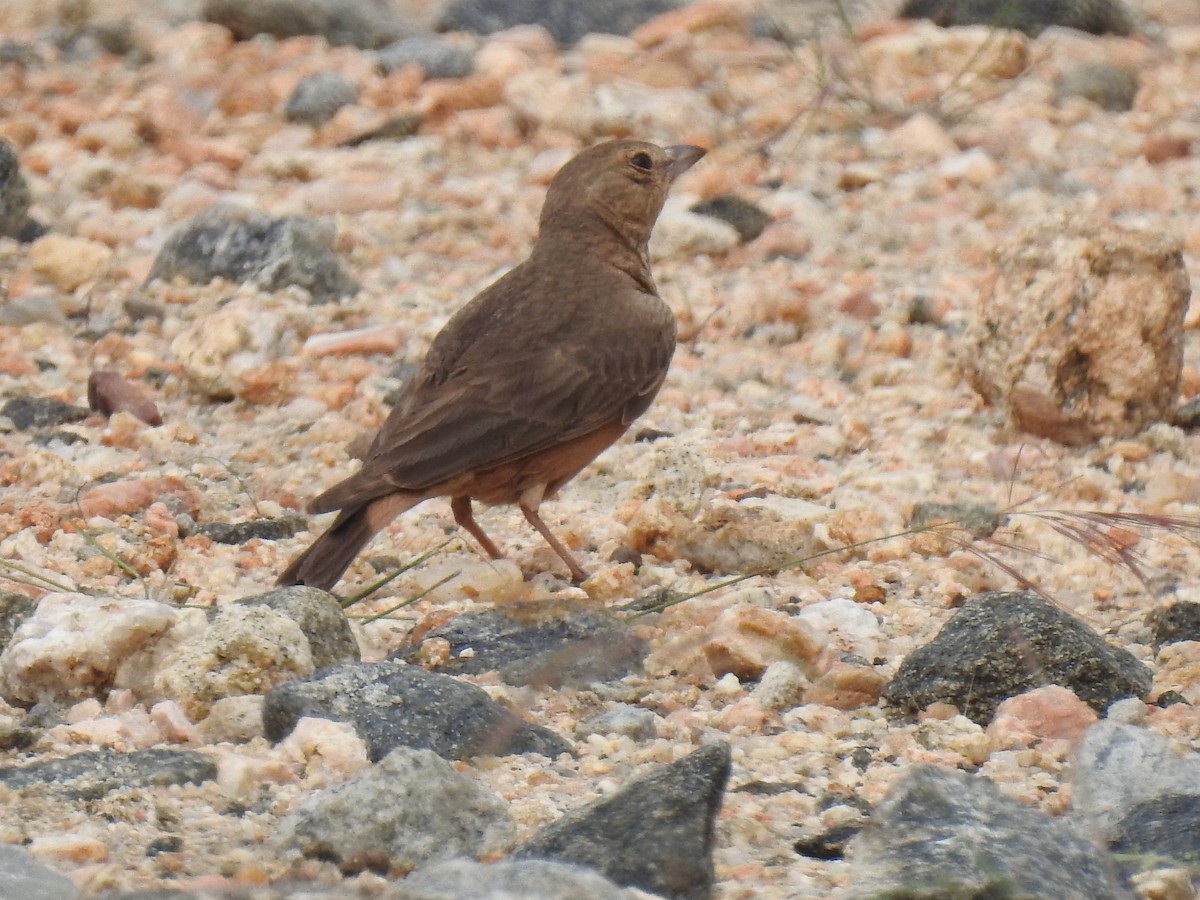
[451,496,505,560]
[518,486,588,583]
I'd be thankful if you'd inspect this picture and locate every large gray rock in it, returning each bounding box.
[883,590,1152,723]
[277,746,516,871]
[204,0,410,48]
[436,0,677,45]
[399,858,639,899]
[263,662,572,761]
[0,844,80,900]
[843,766,1132,899]
[898,0,1134,36]
[517,743,730,899]
[146,204,358,302]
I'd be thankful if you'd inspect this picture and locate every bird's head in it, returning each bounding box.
[539,140,706,250]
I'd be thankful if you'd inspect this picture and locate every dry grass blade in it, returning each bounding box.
[0,557,79,594]
[354,570,461,624]
[340,538,456,609]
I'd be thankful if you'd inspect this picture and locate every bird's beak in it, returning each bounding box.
[665,145,706,181]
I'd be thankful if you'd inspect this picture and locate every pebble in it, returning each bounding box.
[262,662,572,761]
[28,234,113,292]
[284,72,359,126]
[276,746,516,871]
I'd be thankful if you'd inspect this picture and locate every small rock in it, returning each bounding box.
[303,323,406,356]
[627,495,824,575]
[517,742,731,899]
[882,590,1153,723]
[843,766,1130,899]
[263,662,572,761]
[400,858,635,900]
[392,608,646,687]
[986,684,1099,747]
[1071,721,1200,840]
[0,844,80,900]
[436,0,678,46]
[1142,134,1192,165]
[897,0,1134,36]
[203,0,409,48]
[0,293,66,327]
[887,111,959,161]
[29,234,113,292]
[689,194,771,243]
[751,660,809,711]
[240,585,360,670]
[1055,62,1139,112]
[1,593,177,706]
[0,138,33,240]
[277,746,515,872]
[802,660,886,711]
[703,605,824,681]
[0,592,36,653]
[650,202,739,260]
[1,396,89,431]
[577,705,660,741]
[87,371,163,426]
[147,204,357,302]
[198,694,265,743]
[284,72,359,126]
[962,215,1189,444]
[155,604,314,720]
[1148,601,1200,648]
[195,517,306,544]
[378,36,474,78]
[169,298,291,400]
[0,748,216,800]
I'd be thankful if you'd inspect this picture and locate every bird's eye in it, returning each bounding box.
[630,152,653,171]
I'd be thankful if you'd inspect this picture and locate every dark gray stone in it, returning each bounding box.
[0,591,35,652]
[399,858,633,899]
[195,517,306,545]
[0,844,80,900]
[1147,600,1200,648]
[146,204,358,302]
[262,662,571,761]
[240,584,360,669]
[203,0,411,48]
[392,608,647,687]
[1,396,90,430]
[1174,396,1200,430]
[378,36,474,78]
[0,749,217,800]
[843,766,1132,900]
[436,0,677,46]
[898,0,1134,36]
[1055,62,1139,112]
[277,746,515,872]
[284,71,358,126]
[0,138,33,240]
[689,195,771,244]
[1110,793,1200,876]
[882,590,1152,723]
[1071,722,1200,843]
[516,743,731,899]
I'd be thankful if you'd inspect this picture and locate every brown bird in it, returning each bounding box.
[278,140,705,591]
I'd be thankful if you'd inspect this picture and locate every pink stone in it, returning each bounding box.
[986,685,1099,748]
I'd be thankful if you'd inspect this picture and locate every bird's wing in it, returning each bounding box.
[309,308,674,513]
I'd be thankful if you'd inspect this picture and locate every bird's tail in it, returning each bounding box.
[277,506,381,592]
